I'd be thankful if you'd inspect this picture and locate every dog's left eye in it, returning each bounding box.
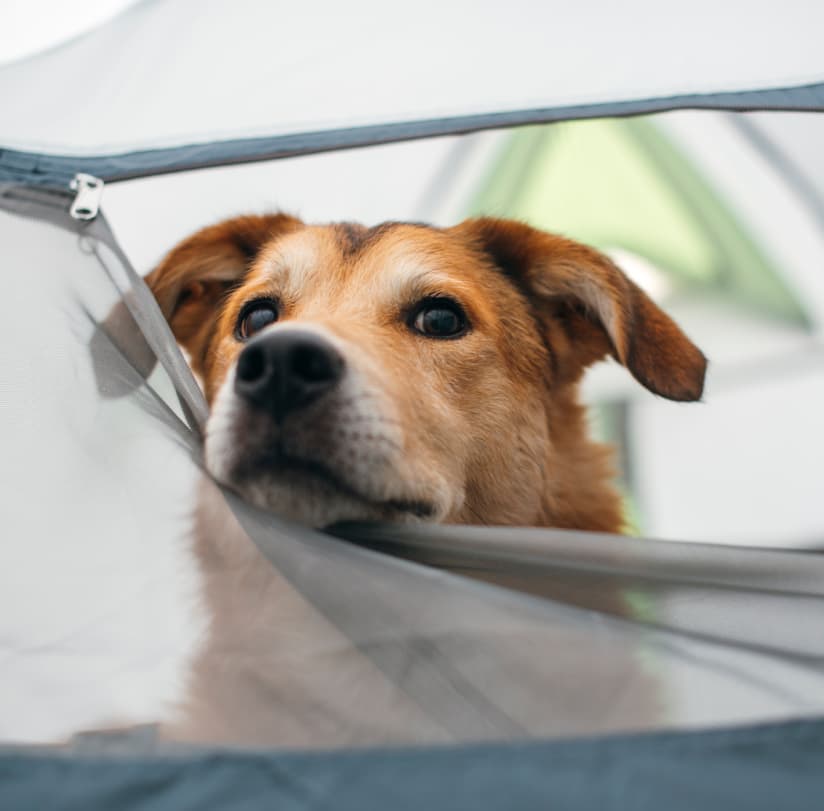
[236,299,279,340]
[410,298,468,338]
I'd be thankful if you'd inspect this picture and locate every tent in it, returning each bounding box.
[2,1,824,807]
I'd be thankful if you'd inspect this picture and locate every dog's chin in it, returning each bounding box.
[203,373,448,528]
[210,458,440,529]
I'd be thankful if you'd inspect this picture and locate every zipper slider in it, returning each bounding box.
[69,173,104,221]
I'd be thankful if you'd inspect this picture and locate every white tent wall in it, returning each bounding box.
[0,0,138,67]
[2,0,824,156]
[0,206,202,743]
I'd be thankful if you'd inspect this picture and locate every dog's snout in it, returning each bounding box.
[235,331,344,419]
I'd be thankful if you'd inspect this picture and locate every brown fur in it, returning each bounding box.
[148,214,705,533]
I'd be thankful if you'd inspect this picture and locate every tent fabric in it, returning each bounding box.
[0,1,138,67]
[3,80,824,189]
[2,0,824,186]
[3,1,824,802]
[3,81,824,189]
[3,0,824,154]
[3,718,824,811]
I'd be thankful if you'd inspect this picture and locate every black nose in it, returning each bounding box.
[234,331,344,420]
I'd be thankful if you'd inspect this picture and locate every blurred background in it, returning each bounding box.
[104,110,824,547]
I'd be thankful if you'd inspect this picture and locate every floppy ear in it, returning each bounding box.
[455,218,706,401]
[145,213,302,371]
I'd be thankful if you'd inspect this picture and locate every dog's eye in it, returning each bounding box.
[237,299,279,340]
[411,298,468,338]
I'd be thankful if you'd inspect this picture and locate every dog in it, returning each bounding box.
[141,214,708,747]
[146,214,706,534]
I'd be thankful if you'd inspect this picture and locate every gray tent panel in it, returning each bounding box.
[2,718,824,811]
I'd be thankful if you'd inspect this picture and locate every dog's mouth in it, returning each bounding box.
[232,449,437,520]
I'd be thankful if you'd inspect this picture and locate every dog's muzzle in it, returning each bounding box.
[234,330,344,422]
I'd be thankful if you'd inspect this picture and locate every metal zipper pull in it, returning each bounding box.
[69,173,104,221]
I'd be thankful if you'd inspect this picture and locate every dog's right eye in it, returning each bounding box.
[236,299,279,340]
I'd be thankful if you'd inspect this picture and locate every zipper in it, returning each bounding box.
[69,173,104,221]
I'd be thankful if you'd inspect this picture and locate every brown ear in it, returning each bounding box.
[454,218,707,401]
[145,213,302,370]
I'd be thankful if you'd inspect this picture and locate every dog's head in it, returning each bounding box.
[146,214,705,528]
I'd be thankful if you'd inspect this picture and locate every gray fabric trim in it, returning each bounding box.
[2,81,824,188]
[86,214,209,432]
[3,717,824,810]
